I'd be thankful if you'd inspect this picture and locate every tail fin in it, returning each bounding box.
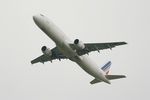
[90,61,126,84]
[101,61,111,74]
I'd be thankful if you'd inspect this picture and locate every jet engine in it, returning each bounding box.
[74,39,85,49]
[41,46,52,56]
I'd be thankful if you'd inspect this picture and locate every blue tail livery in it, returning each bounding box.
[101,61,111,74]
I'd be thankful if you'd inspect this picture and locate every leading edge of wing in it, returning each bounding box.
[69,41,127,56]
[85,41,127,49]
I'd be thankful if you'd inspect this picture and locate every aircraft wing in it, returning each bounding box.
[70,42,127,55]
[31,47,67,64]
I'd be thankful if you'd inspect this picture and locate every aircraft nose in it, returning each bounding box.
[33,14,45,29]
[33,15,37,22]
[33,14,44,24]
[33,14,41,25]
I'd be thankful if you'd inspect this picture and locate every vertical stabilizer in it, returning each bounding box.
[101,61,111,74]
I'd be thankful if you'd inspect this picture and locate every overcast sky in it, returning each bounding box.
[0,0,150,100]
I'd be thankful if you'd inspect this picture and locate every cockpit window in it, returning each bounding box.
[40,14,44,16]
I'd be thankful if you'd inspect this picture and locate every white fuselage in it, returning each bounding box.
[33,14,110,84]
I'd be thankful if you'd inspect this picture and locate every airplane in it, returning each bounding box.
[31,14,127,84]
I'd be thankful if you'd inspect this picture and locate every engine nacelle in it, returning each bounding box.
[74,39,85,49]
[41,46,52,56]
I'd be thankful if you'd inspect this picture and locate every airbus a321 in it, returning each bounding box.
[31,14,127,84]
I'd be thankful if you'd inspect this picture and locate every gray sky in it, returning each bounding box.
[0,0,149,100]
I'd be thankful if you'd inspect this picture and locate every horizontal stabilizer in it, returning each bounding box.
[90,75,126,84]
[90,78,102,84]
[105,75,126,80]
